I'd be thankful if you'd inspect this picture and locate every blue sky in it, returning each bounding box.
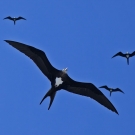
[0,0,135,135]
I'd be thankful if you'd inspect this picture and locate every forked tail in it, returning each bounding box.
[40,88,56,110]
[127,58,129,65]
[110,91,112,96]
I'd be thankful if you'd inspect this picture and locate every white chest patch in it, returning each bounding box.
[55,77,63,87]
[126,54,129,58]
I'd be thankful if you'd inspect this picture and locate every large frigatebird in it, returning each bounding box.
[4,40,118,114]
[3,16,26,25]
[99,85,124,96]
[112,51,135,65]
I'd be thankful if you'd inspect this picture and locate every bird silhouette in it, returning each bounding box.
[112,51,135,65]
[4,40,118,114]
[99,85,124,96]
[3,16,26,25]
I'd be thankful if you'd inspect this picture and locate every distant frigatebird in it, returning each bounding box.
[4,40,118,114]
[3,16,26,25]
[99,85,124,96]
[112,51,135,65]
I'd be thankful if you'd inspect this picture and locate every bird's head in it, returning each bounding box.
[62,67,68,73]
[126,52,129,54]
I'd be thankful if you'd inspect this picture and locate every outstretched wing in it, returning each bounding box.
[16,16,26,20]
[113,88,124,94]
[63,76,118,114]
[99,85,110,91]
[112,52,125,58]
[4,40,60,81]
[129,51,135,57]
[3,16,13,20]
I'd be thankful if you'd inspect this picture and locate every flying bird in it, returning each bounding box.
[112,51,135,65]
[99,85,124,96]
[3,16,26,25]
[4,40,118,114]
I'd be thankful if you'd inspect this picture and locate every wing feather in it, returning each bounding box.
[16,16,26,20]
[112,52,125,58]
[64,77,118,114]
[113,88,124,93]
[3,16,13,20]
[99,85,110,91]
[4,40,59,81]
[129,51,135,57]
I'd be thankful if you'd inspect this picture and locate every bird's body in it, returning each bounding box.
[112,51,135,65]
[99,85,124,96]
[3,16,26,25]
[4,40,118,114]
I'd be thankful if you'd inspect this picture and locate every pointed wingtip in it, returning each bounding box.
[115,110,119,115]
[4,40,12,44]
[4,40,7,42]
[112,104,119,115]
[4,40,18,45]
[111,105,119,115]
[121,91,125,94]
[99,85,104,88]
[109,106,119,115]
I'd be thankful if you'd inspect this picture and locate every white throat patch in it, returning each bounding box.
[55,77,63,87]
[126,54,129,58]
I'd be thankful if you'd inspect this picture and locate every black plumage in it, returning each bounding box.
[99,85,124,96]
[3,16,26,25]
[4,40,118,114]
[112,51,135,65]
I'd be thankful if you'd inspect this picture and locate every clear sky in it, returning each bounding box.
[0,0,135,135]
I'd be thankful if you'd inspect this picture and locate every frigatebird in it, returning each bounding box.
[99,85,124,96]
[3,16,26,25]
[112,51,135,65]
[4,40,118,114]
